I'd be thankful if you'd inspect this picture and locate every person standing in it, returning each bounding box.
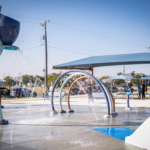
[141,81,145,100]
[137,81,142,99]
[145,83,147,93]
[87,82,92,98]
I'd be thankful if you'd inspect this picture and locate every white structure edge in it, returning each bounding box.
[125,117,150,149]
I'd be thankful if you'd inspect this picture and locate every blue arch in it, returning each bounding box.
[97,79,113,113]
[51,70,110,115]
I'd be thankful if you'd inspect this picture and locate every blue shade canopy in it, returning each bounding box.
[140,76,150,80]
[53,53,150,68]
[104,75,135,81]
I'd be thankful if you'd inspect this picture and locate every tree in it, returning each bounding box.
[48,73,71,88]
[130,74,142,84]
[48,72,81,88]
[114,72,125,85]
[47,73,62,88]
[3,76,14,89]
[22,75,34,85]
[117,72,122,76]
[34,75,44,83]
[99,76,111,81]
[114,79,125,85]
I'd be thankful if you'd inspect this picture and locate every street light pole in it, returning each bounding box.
[40,20,49,95]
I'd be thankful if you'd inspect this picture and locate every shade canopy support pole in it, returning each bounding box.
[90,64,93,75]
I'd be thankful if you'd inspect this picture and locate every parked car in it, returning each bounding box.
[117,86,133,93]
[0,87,10,95]
[81,87,88,93]
[108,87,118,92]
[92,89,102,93]
[10,88,37,98]
[70,88,85,95]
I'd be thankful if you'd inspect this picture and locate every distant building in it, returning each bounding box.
[48,73,57,76]
[124,71,146,78]
[124,71,150,85]
[13,76,22,86]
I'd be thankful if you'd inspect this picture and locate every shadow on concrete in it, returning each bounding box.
[0,142,35,150]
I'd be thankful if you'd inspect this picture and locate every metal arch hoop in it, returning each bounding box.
[97,79,113,115]
[102,82,115,113]
[58,74,116,115]
[67,76,89,110]
[51,69,110,115]
[59,73,84,111]
[66,76,115,114]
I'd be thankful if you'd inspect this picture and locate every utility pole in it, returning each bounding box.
[40,20,49,95]
[19,73,21,86]
[123,66,125,75]
[0,6,2,14]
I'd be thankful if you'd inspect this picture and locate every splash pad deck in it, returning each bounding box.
[0,99,149,149]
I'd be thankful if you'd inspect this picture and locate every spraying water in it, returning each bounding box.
[73,79,99,121]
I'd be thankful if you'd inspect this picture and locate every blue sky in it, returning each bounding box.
[0,0,150,79]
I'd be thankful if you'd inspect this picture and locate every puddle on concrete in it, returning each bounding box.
[92,127,135,141]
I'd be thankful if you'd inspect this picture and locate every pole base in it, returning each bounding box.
[67,109,74,113]
[1,105,4,108]
[125,107,132,110]
[51,110,58,114]
[104,114,113,118]
[0,120,8,125]
[112,112,118,116]
[60,110,66,113]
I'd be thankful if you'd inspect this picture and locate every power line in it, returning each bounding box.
[48,45,146,56]
[3,12,45,21]
[3,46,40,54]
[126,66,150,69]
[47,25,146,48]
[48,45,92,56]
[21,46,40,51]
[47,41,116,54]
[0,69,43,72]
[2,44,148,57]
[14,38,148,55]
[3,12,147,47]
[16,20,40,24]
[49,21,145,47]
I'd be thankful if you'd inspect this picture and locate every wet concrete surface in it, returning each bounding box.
[0,101,149,150]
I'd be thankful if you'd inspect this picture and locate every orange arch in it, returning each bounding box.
[67,76,115,112]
